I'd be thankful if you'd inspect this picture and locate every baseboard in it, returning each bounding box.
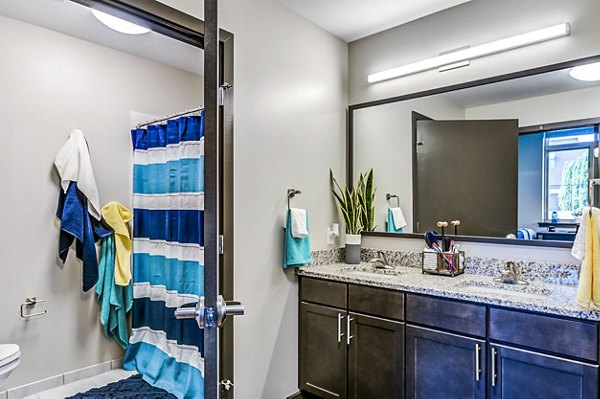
[0,358,123,399]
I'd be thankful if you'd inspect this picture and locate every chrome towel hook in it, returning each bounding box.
[287,188,302,210]
[386,193,400,207]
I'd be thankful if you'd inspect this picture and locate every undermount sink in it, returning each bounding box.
[343,265,405,277]
[454,280,553,301]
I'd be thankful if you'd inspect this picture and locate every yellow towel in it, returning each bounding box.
[577,211,600,308]
[101,202,133,286]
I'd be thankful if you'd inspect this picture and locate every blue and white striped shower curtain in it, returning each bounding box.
[123,113,205,399]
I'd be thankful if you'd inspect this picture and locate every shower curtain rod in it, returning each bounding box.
[136,106,204,129]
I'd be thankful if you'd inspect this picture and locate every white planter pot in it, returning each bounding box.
[345,234,362,264]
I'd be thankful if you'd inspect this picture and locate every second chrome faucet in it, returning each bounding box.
[494,261,528,285]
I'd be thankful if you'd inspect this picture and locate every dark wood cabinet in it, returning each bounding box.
[406,325,486,399]
[348,312,404,399]
[298,276,600,399]
[299,302,347,398]
[489,344,599,399]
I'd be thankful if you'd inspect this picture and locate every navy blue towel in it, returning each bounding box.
[57,182,113,292]
[66,375,176,399]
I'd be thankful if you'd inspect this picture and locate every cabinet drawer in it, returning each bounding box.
[406,294,486,337]
[489,308,598,362]
[300,277,347,308]
[348,284,404,320]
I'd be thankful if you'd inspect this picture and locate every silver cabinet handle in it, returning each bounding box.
[347,316,354,345]
[475,343,481,381]
[337,313,345,343]
[491,347,497,387]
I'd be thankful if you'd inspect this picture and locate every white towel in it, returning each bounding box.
[290,208,308,238]
[390,207,407,229]
[54,129,101,220]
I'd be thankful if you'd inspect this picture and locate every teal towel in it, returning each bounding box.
[96,235,133,350]
[283,210,312,268]
[386,209,404,233]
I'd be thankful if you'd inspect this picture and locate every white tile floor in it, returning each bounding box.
[23,370,136,399]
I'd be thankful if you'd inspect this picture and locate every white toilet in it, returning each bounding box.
[0,344,20,389]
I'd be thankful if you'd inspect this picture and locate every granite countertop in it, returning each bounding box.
[297,262,600,322]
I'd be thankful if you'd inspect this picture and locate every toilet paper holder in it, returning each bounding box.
[20,297,47,319]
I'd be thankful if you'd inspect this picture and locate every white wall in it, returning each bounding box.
[159,1,348,397]
[221,3,347,398]
[349,0,600,104]
[0,15,203,389]
[354,95,465,232]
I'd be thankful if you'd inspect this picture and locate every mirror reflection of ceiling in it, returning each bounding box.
[445,68,600,108]
[275,0,472,42]
[0,0,203,76]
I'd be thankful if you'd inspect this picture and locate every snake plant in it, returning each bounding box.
[330,170,364,235]
[358,169,376,232]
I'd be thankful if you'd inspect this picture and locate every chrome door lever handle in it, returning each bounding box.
[175,295,244,329]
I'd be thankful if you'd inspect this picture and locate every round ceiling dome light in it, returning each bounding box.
[569,61,600,82]
[91,9,151,35]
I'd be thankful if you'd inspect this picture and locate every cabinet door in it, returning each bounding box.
[406,325,486,399]
[489,344,599,399]
[348,313,404,399]
[300,302,347,398]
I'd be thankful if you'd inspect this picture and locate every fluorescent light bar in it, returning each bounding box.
[368,23,570,83]
[91,9,151,35]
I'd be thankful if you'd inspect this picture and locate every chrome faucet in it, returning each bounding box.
[370,251,394,269]
[494,261,528,285]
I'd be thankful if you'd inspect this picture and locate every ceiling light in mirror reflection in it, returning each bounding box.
[368,23,570,83]
[91,9,151,35]
[570,62,600,82]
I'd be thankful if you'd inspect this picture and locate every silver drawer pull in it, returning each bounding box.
[337,313,345,343]
[475,343,481,381]
[491,347,498,387]
[346,316,354,345]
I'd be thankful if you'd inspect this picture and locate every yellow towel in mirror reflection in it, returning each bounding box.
[576,210,600,308]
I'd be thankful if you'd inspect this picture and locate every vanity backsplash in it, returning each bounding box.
[310,247,580,287]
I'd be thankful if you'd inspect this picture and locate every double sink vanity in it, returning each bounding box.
[296,252,599,399]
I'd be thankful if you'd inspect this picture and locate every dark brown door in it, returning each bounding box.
[406,325,486,399]
[300,302,347,398]
[348,313,404,399]
[414,119,518,237]
[489,344,598,399]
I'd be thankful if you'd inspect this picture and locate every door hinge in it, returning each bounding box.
[219,82,232,106]
[220,379,234,391]
[219,234,224,255]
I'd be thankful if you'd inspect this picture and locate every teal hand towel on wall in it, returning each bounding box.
[283,210,312,268]
[96,234,133,350]
[386,208,404,233]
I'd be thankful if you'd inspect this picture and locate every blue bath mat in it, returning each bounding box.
[67,374,177,399]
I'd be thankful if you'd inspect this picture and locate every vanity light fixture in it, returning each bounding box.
[91,9,151,35]
[368,23,570,84]
[569,61,600,82]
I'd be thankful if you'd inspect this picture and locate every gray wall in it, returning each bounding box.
[0,15,203,389]
[160,1,349,398]
[349,0,600,104]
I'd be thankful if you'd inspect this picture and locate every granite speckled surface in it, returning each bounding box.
[297,259,599,321]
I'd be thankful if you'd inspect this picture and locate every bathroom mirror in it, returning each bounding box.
[350,56,600,247]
